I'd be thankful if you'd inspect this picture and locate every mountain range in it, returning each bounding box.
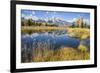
[22,17,73,26]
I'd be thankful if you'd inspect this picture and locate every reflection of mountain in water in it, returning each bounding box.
[21,30,90,51]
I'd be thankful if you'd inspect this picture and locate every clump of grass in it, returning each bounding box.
[78,44,88,52]
[55,47,90,60]
[67,28,90,40]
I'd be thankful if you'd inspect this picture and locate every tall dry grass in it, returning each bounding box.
[21,42,90,63]
[67,28,90,40]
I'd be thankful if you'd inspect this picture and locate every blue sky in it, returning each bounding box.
[21,9,90,23]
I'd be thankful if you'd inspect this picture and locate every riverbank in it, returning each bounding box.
[21,26,68,34]
[67,28,90,40]
[21,26,90,40]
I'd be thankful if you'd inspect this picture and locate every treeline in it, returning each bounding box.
[71,21,90,28]
[21,18,58,27]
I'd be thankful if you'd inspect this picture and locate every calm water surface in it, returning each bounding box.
[21,30,90,50]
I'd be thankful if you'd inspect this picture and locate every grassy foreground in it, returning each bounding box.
[33,48,89,62]
[22,46,90,63]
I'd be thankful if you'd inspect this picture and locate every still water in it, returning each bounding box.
[21,30,90,50]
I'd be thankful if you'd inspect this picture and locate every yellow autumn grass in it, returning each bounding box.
[22,26,90,40]
[67,28,90,40]
[21,26,68,34]
[32,47,90,62]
